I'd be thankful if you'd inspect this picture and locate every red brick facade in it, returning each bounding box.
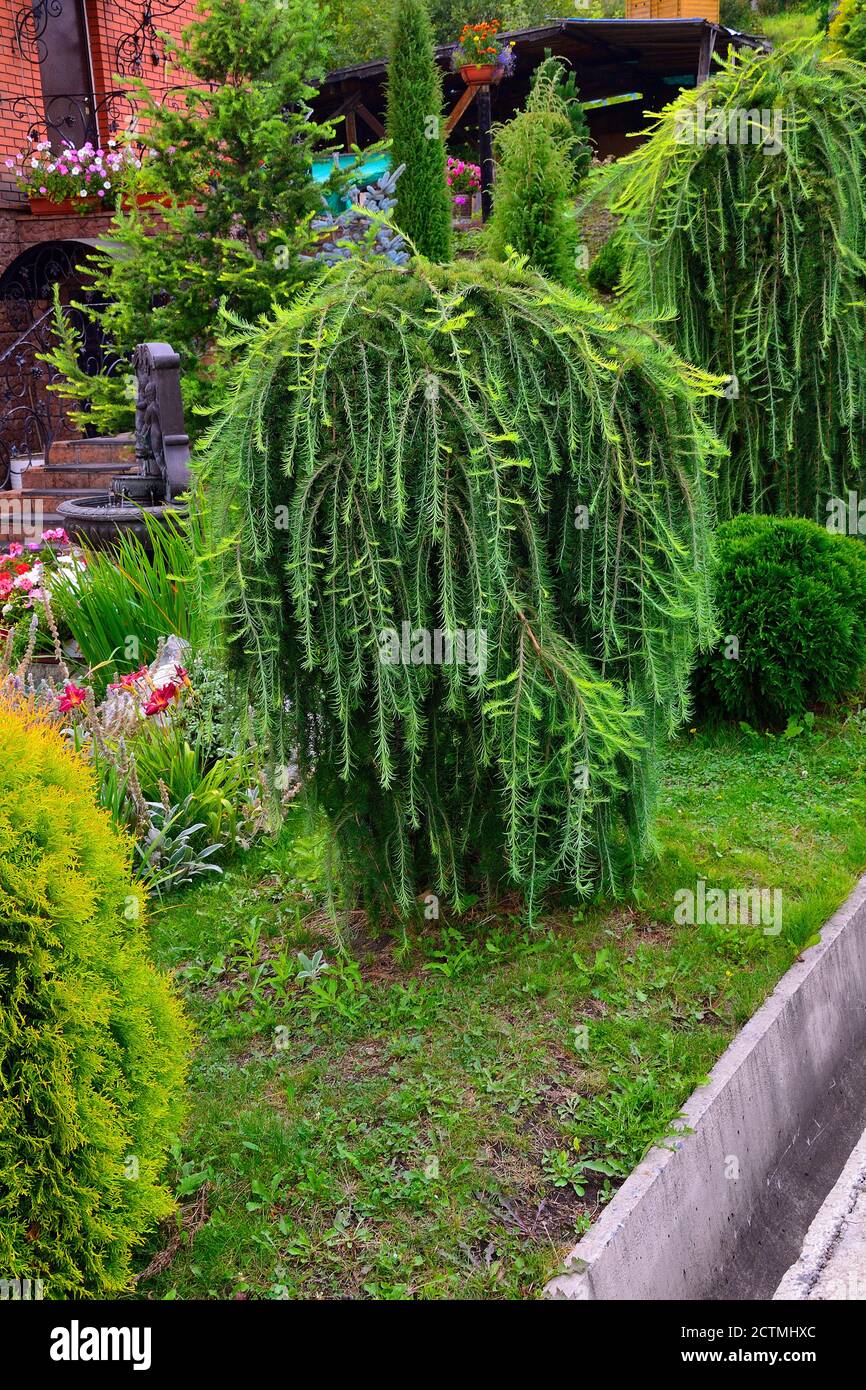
[0,0,199,275]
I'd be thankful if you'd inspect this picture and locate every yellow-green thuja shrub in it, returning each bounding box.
[829,0,866,62]
[0,701,190,1297]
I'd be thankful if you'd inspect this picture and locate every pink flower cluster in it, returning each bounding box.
[6,139,147,206]
[0,530,71,619]
[446,156,482,208]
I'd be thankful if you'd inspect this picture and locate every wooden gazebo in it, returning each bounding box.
[311,18,767,217]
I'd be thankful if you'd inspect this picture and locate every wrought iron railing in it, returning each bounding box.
[0,307,74,485]
[2,90,141,155]
[5,0,197,154]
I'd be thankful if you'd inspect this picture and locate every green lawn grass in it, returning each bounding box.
[138,712,866,1300]
[759,10,822,45]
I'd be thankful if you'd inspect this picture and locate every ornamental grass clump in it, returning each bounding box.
[199,255,720,918]
[598,41,866,520]
[0,701,189,1296]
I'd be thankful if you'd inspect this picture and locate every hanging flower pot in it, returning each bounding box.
[460,63,503,85]
[451,21,514,85]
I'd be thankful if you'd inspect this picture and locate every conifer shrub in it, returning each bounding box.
[531,51,593,184]
[587,233,624,294]
[386,0,452,262]
[200,255,719,918]
[830,0,866,60]
[485,69,581,285]
[0,701,189,1296]
[696,516,866,725]
[599,41,866,520]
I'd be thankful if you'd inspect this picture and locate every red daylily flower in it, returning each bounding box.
[58,683,87,713]
[108,664,150,692]
[144,681,178,716]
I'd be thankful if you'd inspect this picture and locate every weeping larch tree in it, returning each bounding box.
[199,255,719,920]
[597,40,866,520]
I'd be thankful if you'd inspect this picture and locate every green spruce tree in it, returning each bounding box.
[386,0,452,261]
[45,0,337,431]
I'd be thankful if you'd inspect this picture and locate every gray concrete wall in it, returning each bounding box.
[774,1126,866,1300]
[546,874,866,1301]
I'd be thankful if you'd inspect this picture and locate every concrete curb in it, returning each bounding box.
[773,1128,866,1300]
[545,873,866,1301]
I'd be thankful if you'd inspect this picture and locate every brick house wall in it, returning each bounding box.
[0,0,199,264]
[0,0,199,466]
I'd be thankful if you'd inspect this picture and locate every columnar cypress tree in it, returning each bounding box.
[599,41,866,520]
[199,256,718,920]
[386,0,453,261]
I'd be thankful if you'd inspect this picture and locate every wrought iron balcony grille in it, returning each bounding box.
[13,0,190,78]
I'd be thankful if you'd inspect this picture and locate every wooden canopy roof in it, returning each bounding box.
[313,18,768,161]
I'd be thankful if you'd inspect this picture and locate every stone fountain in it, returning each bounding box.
[58,341,190,550]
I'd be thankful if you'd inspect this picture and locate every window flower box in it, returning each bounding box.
[8,138,150,216]
[28,195,99,216]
